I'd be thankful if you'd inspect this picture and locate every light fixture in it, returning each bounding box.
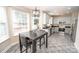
[68,7,71,10]
[32,7,40,17]
[32,7,40,28]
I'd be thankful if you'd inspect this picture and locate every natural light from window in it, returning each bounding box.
[12,9,28,35]
[0,7,9,43]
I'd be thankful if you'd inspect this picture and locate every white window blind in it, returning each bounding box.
[0,7,9,43]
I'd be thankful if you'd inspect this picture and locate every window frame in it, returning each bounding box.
[0,7,9,43]
[11,9,29,36]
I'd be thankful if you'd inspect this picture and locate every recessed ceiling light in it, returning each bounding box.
[68,7,71,10]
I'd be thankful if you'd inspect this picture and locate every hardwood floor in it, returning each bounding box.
[5,32,78,53]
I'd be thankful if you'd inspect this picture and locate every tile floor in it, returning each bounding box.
[5,32,78,53]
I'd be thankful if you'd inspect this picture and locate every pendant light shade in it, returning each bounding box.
[32,7,40,17]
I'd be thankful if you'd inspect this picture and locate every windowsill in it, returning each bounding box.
[0,35,9,43]
[13,31,27,36]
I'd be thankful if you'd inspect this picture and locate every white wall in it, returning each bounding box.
[46,14,49,24]
[42,12,46,24]
[74,12,79,52]
[49,17,53,24]
[70,12,78,42]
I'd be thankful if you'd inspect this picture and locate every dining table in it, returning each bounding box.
[20,29,48,53]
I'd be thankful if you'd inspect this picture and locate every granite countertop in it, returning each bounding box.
[65,26,71,28]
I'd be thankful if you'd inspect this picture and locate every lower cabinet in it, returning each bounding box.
[65,28,71,35]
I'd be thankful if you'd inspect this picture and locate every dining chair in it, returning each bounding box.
[19,34,32,53]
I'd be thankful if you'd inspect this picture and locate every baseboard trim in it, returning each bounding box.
[1,42,18,53]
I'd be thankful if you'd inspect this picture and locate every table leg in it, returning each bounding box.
[32,40,37,53]
[25,44,28,53]
[19,37,22,53]
[43,35,45,44]
[20,45,22,53]
[46,33,48,48]
[39,38,41,49]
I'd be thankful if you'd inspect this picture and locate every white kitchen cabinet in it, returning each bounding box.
[65,28,71,35]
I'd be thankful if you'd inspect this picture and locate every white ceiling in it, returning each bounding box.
[25,6,79,15]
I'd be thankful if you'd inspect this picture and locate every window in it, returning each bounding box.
[31,17,39,30]
[0,7,9,43]
[43,13,46,24]
[12,9,28,35]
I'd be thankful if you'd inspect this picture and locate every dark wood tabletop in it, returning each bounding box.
[20,29,47,40]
